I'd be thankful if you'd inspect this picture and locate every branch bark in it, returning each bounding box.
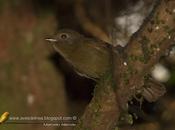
[75,0,110,43]
[75,73,119,130]
[75,0,175,129]
[114,0,175,109]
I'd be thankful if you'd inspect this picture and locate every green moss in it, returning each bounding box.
[91,82,104,123]
[163,25,171,32]
[140,36,150,45]
[167,28,175,35]
[92,99,101,113]
[150,44,159,49]
[129,54,147,63]
[155,12,160,25]
[138,56,147,63]
[128,55,138,61]
[163,25,175,39]
[138,36,151,63]
[118,113,133,125]
[99,69,115,89]
[144,75,150,82]
[150,44,160,55]
[122,64,139,85]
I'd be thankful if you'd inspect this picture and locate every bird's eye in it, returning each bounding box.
[59,33,69,39]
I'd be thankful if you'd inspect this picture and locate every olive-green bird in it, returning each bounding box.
[46,29,111,80]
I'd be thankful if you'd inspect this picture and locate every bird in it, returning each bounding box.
[46,29,112,80]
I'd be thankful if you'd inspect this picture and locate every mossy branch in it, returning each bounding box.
[114,0,175,109]
[75,0,175,129]
[75,73,119,130]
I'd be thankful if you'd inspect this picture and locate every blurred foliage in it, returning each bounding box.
[0,0,69,130]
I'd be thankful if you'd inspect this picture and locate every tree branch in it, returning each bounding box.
[75,0,110,43]
[114,0,175,109]
[75,73,119,130]
[75,0,175,129]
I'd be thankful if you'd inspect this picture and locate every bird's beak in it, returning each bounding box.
[45,38,57,42]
